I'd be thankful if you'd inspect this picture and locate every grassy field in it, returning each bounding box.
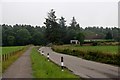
[52,45,119,66]
[30,47,79,78]
[2,46,25,54]
[53,45,118,54]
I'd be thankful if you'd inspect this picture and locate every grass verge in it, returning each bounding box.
[2,46,28,73]
[30,47,79,78]
[52,45,120,66]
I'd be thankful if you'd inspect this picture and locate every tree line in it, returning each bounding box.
[1,9,119,46]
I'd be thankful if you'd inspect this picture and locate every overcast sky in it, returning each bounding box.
[0,0,119,28]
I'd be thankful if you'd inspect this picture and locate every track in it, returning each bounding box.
[2,47,33,78]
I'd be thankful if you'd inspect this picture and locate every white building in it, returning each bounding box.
[70,40,80,44]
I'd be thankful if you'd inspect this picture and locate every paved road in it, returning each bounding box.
[39,47,119,79]
[2,47,33,78]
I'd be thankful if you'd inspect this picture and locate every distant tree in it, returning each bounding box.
[16,29,31,45]
[32,32,45,45]
[105,31,113,39]
[59,16,67,43]
[2,24,15,46]
[67,17,83,44]
[69,17,78,30]
[44,9,61,44]
[7,36,15,46]
[59,17,66,28]
[76,32,85,45]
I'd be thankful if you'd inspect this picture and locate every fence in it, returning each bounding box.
[1,48,24,62]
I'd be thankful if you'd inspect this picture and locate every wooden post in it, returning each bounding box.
[6,54,7,60]
[0,54,2,62]
[6,54,7,61]
[2,55,4,61]
[5,54,6,61]
[61,56,64,71]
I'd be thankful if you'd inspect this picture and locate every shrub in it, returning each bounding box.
[92,42,98,46]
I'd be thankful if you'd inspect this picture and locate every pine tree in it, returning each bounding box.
[59,16,67,43]
[44,9,61,44]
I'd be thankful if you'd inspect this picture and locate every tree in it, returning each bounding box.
[105,31,113,39]
[76,32,85,45]
[69,17,78,30]
[7,36,15,46]
[2,24,15,46]
[67,17,83,44]
[59,16,66,28]
[32,32,45,45]
[16,29,31,45]
[44,9,61,44]
[59,16,67,43]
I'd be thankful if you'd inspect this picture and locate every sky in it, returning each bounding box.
[0,0,119,28]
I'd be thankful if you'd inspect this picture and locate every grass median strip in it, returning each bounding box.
[30,47,79,78]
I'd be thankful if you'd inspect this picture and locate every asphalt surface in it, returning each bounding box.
[39,47,119,79]
[2,47,33,78]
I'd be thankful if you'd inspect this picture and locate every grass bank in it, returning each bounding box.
[2,46,28,73]
[52,45,120,66]
[30,47,79,78]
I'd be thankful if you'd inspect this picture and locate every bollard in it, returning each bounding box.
[39,49,41,51]
[41,51,44,55]
[6,54,8,60]
[61,56,64,71]
[47,53,49,61]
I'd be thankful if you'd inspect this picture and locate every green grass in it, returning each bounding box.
[53,45,118,54]
[30,47,79,78]
[52,45,119,66]
[2,46,25,55]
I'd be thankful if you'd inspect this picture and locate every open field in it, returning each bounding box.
[2,46,25,55]
[53,45,118,54]
[30,47,78,78]
[52,45,119,66]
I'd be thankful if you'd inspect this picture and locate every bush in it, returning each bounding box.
[92,42,98,46]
